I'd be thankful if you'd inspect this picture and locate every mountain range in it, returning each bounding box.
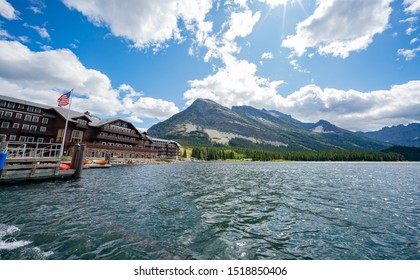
[147,98,400,151]
[356,123,420,147]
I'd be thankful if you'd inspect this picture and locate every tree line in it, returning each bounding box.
[190,146,406,161]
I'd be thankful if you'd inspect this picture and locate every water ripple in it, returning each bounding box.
[1,162,419,259]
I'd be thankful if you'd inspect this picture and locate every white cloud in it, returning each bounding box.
[184,55,284,108]
[224,10,261,41]
[404,0,420,14]
[261,52,273,60]
[23,23,51,40]
[257,0,289,8]
[120,84,180,120]
[183,52,420,131]
[398,46,420,60]
[0,0,19,20]
[62,0,212,49]
[279,82,420,131]
[0,29,14,39]
[0,40,179,121]
[282,0,392,58]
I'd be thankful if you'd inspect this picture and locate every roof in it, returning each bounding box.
[53,107,95,123]
[0,94,52,110]
[148,137,181,146]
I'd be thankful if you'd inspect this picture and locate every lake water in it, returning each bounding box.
[0,162,419,260]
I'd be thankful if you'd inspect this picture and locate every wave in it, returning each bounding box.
[0,223,32,251]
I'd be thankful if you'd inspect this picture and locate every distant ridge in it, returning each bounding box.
[357,123,420,147]
[148,98,390,151]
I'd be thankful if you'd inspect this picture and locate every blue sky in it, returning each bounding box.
[0,0,419,132]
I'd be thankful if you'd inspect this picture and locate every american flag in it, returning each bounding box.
[57,90,71,107]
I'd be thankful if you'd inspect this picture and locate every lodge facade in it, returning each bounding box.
[0,95,180,159]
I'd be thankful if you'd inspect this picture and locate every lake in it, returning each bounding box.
[0,162,419,260]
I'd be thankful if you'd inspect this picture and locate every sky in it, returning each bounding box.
[0,0,419,132]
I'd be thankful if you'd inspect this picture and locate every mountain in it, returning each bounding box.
[357,123,420,147]
[147,98,390,150]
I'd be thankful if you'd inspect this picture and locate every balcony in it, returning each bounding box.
[75,123,89,129]
[101,127,140,138]
[95,134,140,144]
[85,143,157,154]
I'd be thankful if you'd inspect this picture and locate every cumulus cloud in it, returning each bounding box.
[0,40,179,121]
[224,10,261,41]
[261,52,273,60]
[0,0,19,20]
[279,81,420,131]
[23,23,51,40]
[282,0,392,58]
[62,0,212,49]
[404,0,420,14]
[398,46,420,60]
[184,54,284,108]
[183,55,420,131]
[257,0,289,8]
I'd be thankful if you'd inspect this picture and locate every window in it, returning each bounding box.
[40,126,47,132]
[24,115,32,121]
[1,122,10,128]
[90,151,96,157]
[50,138,54,143]
[56,129,64,143]
[32,116,39,122]
[22,124,29,130]
[18,104,25,109]
[0,100,6,107]
[27,106,34,112]
[42,118,48,124]
[37,138,44,143]
[19,136,27,142]
[77,119,87,125]
[101,151,106,157]
[34,108,42,113]
[0,110,3,117]
[27,137,35,142]
[9,135,16,141]
[120,153,124,158]
[7,102,15,108]
[70,130,84,142]
[4,111,13,118]
[16,113,22,119]
[13,123,20,129]
[30,125,37,132]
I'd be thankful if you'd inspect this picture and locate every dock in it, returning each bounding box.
[0,157,75,183]
[0,138,85,185]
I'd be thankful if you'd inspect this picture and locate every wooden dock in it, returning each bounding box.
[0,138,85,185]
[0,157,75,183]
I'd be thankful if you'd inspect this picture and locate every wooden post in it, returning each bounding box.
[0,135,6,151]
[70,144,85,179]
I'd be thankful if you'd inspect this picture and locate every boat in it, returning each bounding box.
[92,159,109,165]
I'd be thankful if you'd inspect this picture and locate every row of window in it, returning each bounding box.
[0,121,47,132]
[99,132,137,142]
[0,100,43,114]
[89,149,155,159]
[7,135,54,143]
[0,110,49,124]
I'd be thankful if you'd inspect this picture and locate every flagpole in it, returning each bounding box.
[59,89,73,157]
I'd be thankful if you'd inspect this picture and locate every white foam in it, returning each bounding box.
[0,240,32,250]
[0,223,32,251]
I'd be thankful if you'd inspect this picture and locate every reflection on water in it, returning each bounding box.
[0,162,419,259]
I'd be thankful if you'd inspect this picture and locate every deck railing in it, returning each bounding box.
[5,141,62,158]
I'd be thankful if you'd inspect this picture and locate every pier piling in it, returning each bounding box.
[70,144,86,179]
